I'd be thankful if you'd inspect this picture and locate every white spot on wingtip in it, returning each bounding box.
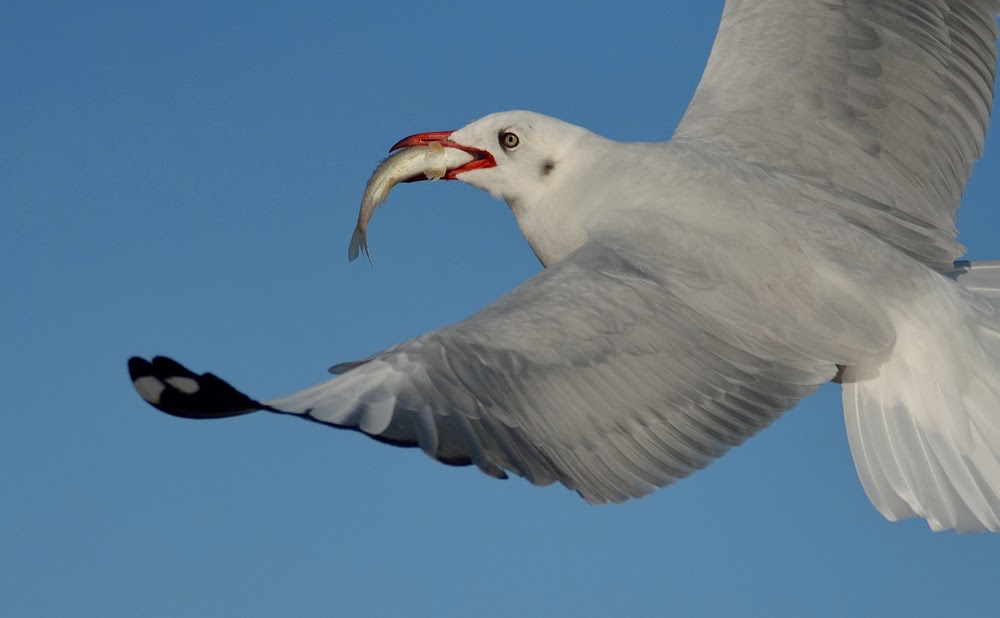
[134,376,166,404]
[165,376,200,395]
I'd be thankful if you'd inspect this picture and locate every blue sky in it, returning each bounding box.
[4,2,1000,616]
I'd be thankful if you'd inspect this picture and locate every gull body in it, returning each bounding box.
[130,1,1000,532]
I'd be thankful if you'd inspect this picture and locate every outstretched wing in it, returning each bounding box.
[674,0,1000,270]
[131,241,888,504]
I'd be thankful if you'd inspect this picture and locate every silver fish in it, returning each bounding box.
[348,143,474,262]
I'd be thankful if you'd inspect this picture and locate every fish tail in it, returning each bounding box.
[348,225,369,262]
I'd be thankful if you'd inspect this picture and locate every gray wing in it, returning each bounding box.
[260,241,872,503]
[674,0,1000,270]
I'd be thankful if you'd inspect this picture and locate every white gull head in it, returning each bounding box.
[447,111,607,265]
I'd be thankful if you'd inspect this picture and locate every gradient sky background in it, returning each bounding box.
[4,2,1000,616]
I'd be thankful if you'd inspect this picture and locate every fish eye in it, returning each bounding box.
[499,131,520,151]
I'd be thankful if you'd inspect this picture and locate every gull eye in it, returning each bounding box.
[499,131,520,151]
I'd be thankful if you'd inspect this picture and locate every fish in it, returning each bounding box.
[348,143,474,262]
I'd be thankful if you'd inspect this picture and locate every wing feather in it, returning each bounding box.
[675,0,1000,270]
[262,242,881,503]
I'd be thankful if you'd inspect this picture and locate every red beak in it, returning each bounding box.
[390,130,496,180]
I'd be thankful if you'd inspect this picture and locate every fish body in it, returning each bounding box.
[348,143,474,261]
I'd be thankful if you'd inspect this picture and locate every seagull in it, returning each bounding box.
[130,0,1000,532]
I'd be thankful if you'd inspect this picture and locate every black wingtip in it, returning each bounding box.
[128,356,262,419]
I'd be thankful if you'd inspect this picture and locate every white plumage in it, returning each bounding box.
[129,0,1000,532]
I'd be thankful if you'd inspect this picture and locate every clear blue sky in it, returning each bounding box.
[3,2,1000,616]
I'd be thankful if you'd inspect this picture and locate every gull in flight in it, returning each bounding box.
[130,0,1000,532]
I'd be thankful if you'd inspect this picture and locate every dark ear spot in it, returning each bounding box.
[540,160,556,177]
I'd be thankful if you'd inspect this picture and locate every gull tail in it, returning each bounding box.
[128,356,265,419]
[842,260,1000,532]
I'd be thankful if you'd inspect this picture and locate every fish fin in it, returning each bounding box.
[427,142,446,179]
